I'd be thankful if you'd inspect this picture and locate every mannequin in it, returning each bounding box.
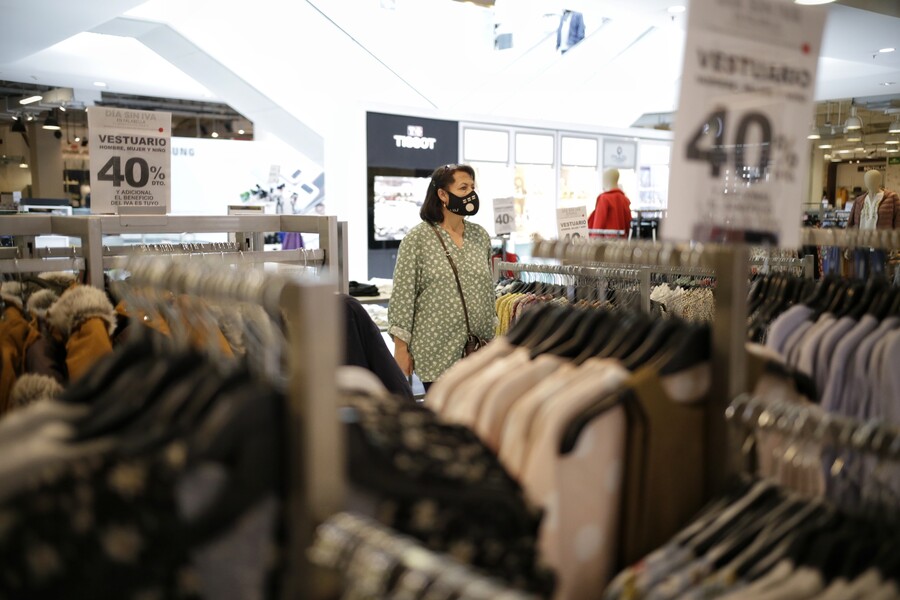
[848,169,899,230]
[556,9,585,53]
[587,168,632,236]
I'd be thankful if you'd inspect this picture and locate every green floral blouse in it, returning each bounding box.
[388,221,495,382]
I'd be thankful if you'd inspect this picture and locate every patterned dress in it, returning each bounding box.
[388,221,495,382]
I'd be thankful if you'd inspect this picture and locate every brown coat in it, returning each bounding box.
[848,188,900,230]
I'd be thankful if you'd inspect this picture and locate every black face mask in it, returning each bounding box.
[445,190,480,216]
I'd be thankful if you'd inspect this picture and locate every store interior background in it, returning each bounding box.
[1,0,899,279]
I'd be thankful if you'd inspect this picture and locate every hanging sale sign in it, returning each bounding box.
[88,107,172,214]
[663,0,827,247]
[556,206,589,242]
[493,197,516,235]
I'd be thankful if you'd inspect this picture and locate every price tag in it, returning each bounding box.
[556,206,589,243]
[88,107,172,214]
[492,197,516,235]
[663,0,827,248]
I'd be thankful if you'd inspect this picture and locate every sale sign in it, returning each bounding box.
[88,107,172,214]
[663,0,827,247]
[493,197,515,236]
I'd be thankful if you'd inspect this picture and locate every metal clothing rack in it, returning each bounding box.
[311,512,539,600]
[802,228,900,250]
[0,214,349,294]
[531,237,749,497]
[750,255,815,279]
[727,394,900,463]
[123,256,344,600]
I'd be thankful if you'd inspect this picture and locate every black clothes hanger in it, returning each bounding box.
[546,310,611,359]
[519,305,573,349]
[529,307,591,357]
[506,303,555,346]
[595,312,653,360]
[569,310,633,365]
[621,319,683,371]
[834,280,865,318]
[654,323,710,376]
[849,277,886,320]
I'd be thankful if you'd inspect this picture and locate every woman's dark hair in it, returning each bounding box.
[420,164,476,223]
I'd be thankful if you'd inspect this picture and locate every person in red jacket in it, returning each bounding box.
[588,168,632,237]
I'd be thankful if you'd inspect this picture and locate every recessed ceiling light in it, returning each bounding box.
[93,81,107,87]
[74,136,81,142]
[794,0,837,4]
[879,47,895,53]
[19,95,42,105]
[238,129,245,135]
[881,82,896,87]
[667,5,686,14]
[211,131,219,138]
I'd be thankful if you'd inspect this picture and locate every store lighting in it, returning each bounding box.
[887,148,899,153]
[74,136,81,143]
[211,131,219,138]
[831,157,841,162]
[11,119,26,133]
[58,104,66,112]
[881,82,896,87]
[93,81,107,87]
[843,106,862,131]
[667,5,686,14]
[823,154,832,160]
[818,142,832,149]
[794,0,837,4]
[19,95,42,105]
[886,138,899,145]
[855,146,865,152]
[238,129,245,135]
[25,114,34,121]
[42,112,60,130]
[838,149,852,153]
[889,117,900,134]
[807,123,821,139]
[846,131,862,143]
[19,162,28,169]
[879,47,896,53]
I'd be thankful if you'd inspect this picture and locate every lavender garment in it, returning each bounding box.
[813,316,858,397]
[280,232,304,250]
[764,305,814,356]
[820,315,879,414]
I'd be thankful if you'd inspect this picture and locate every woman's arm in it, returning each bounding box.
[388,234,418,376]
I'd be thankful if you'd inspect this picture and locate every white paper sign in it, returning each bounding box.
[88,107,172,214]
[493,197,516,235]
[268,164,281,185]
[556,206,589,242]
[603,139,637,170]
[663,0,827,247]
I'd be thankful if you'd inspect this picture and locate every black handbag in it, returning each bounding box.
[431,225,488,358]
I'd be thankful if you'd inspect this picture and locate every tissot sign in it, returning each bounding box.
[367,112,458,169]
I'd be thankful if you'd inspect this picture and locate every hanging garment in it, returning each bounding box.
[588,189,632,233]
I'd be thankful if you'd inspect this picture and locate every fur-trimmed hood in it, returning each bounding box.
[26,288,59,321]
[0,281,25,311]
[47,285,116,338]
[9,373,63,409]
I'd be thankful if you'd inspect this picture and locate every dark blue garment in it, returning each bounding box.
[341,295,413,402]
[556,10,585,53]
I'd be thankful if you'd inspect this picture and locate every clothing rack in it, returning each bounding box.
[802,228,900,250]
[311,512,540,600]
[123,256,344,599]
[0,213,349,293]
[532,237,749,496]
[727,394,900,463]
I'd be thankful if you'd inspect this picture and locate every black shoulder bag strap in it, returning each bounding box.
[430,224,473,336]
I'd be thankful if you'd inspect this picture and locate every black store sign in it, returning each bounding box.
[366,112,459,169]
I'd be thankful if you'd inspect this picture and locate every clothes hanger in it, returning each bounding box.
[505,303,555,345]
[570,309,635,364]
[546,309,611,359]
[528,305,588,357]
[621,319,683,371]
[518,304,573,349]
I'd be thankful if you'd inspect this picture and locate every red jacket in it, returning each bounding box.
[588,189,632,234]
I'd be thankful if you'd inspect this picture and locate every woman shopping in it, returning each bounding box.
[388,164,495,392]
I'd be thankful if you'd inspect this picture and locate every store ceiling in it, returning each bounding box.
[0,0,898,148]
